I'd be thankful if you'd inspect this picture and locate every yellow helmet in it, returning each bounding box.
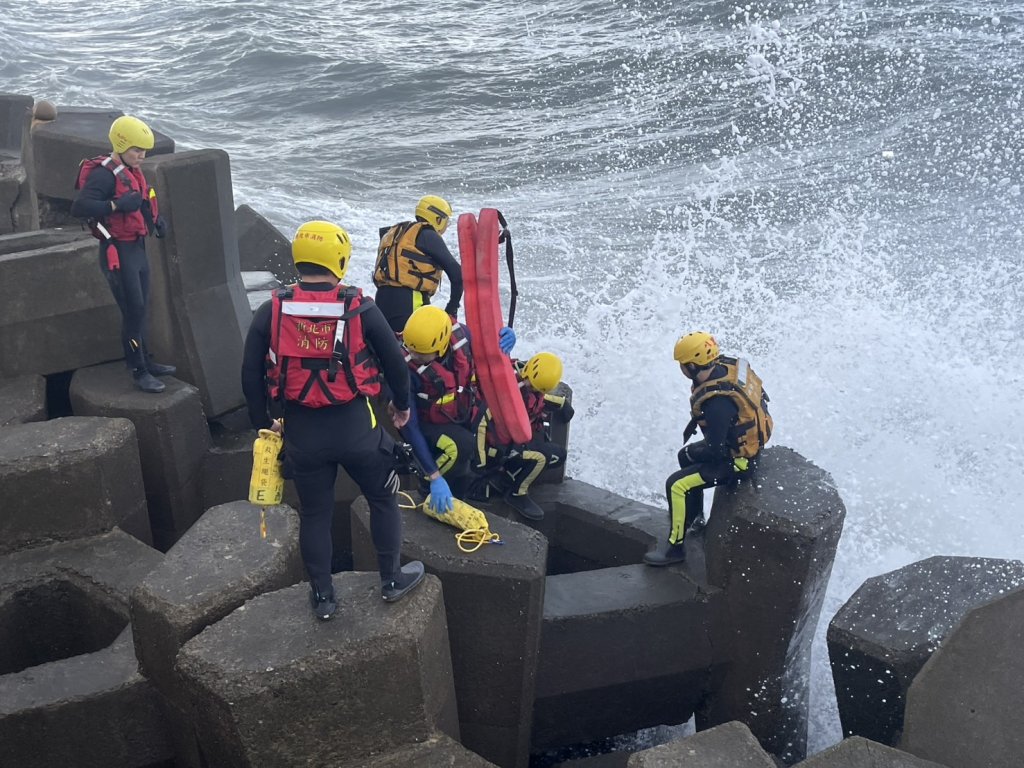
[415,195,452,235]
[523,352,563,393]
[109,115,154,154]
[673,332,720,367]
[292,221,352,280]
[403,305,452,355]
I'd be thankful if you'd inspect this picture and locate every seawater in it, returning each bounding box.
[3,0,1023,753]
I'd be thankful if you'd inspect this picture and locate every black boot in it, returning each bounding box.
[309,585,337,621]
[132,368,166,393]
[381,560,425,603]
[146,359,177,376]
[505,491,544,521]
[686,514,707,536]
[643,541,687,566]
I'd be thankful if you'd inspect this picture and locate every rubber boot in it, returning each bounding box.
[686,514,707,537]
[381,560,425,603]
[146,359,177,376]
[132,368,166,393]
[506,491,544,521]
[643,541,687,566]
[309,584,337,621]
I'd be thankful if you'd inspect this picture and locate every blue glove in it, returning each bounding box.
[498,326,516,355]
[428,476,454,515]
[153,215,168,239]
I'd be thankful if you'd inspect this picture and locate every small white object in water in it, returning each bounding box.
[881,150,895,159]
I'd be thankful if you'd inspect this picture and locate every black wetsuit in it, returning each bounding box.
[71,165,156,370]
[241,284,412,597]
[374,225,463,332]
[664,370,749,545]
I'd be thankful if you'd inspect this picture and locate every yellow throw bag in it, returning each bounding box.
[249,429,284,539]
[421,495,502,553]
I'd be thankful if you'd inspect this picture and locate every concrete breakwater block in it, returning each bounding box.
[0,235,123,378]
[534,564,714,750]
[626,721,776,767]
[352,733,499,767]
[795,736,947,767]
[176,573,459,767]
[131,501,303,695]
[701,446,846,763]
[142,149,251,419]
[202,426,361,570]
[236,203,292,280]
[353,499,548,768]
[0,417,148,554]
[0,531,168,768]
[828,556,1024,746]
[900,585,1024,768]
[0,373,47,426]
[71,362,211,551]
[0,93,39,235]
[31,106,174,201]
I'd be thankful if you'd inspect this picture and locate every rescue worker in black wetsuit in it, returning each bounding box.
[398,305,517,515]
[373,195,463,333]
[241,220,425,620]
[71,115,173,393]
[471,352,574,521]
[644,332,773,566]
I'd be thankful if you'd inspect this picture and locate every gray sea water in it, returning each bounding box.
[3,0,1023,755]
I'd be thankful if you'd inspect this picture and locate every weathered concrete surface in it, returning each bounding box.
[0,374,47,425]
[70,362,211,551]
[0,417,149,554]
[351,733,499,767]
[627,721,776,767]
[0,628,172,768]
[31,106,174,201]
[828,556,1024,746]
[0,93,38,234]
[202,425,362,569]
[701,446,845,763]
[900,585,1024,768]
[0,529,162,674]
[0,236,123,377]
[353,498,547,768]
[0,227,88,255]
[535,564,714,750]
[177,574,459,767]
[555,754,631,768]
[0,531,169,767]
[796,736,948,767]
[529,479,664,573]
[141,149,251,418]
[236,203,292,279]
[131,501,303,695]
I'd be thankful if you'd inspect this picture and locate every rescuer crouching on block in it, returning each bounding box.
[470,352,574,521]
[373,195,463,333]
[71,114,173,394]
[644,332,773,566]
[241,221,425,620]
[398,305,516,516]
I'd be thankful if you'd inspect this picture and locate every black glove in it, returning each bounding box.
[114,191,142,212]
[555,401,575,423]
[153,215,168,239]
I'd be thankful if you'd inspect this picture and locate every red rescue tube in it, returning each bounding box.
[459,209,532,445]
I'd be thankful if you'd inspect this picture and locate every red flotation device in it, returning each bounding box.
[459,209,532,445]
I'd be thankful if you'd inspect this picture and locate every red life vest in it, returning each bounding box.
[483,368,547,447]
[267,285,382,407]
[407,323,479,425]
[74,155,150,241]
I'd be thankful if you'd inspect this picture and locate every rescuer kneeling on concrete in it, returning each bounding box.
[241,221,425,620]
[644,332,773,566]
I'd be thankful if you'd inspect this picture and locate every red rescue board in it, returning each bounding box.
[459,209,532,445]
